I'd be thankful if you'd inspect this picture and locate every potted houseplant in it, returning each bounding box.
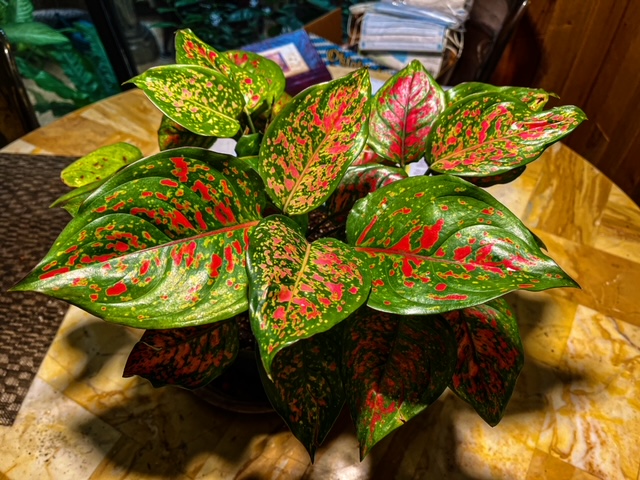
[12,29,585,460]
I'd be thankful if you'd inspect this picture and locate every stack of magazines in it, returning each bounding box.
[349,0,472,78]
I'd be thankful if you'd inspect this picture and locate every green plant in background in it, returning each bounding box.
[150,0,366,51]
[13,28,586,459]
[0,0,119,119]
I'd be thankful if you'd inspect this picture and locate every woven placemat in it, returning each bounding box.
[0,154,76,426]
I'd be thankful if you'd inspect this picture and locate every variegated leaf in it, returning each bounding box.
[157,114,215,151]
[427,93,586,177]
[129,65,245,138]
[61,142,142,187]
[13,148,265,328]
[442,297,523,425]
[258,325,344,460]
[123,319,239,389]
[343,307,455,458]
[259,69,371,215]
[226,50,286,112]
[326,164,407,219]
[247,215,371,376]
[445,82,556,111]
[175,28,235,75]
[346,175,578,315]
[369,60,445,166]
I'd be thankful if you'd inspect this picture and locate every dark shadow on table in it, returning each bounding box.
[66,290,583,479]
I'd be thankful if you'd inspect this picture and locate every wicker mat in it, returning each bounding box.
[0,154,76,426]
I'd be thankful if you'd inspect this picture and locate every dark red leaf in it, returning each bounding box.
[343,307,455,458]
[442,297,524,425]
[123,320,239,389]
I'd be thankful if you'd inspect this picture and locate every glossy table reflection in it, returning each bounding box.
[2,88,640,479]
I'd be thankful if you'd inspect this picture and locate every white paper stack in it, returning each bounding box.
[351,0,472,77]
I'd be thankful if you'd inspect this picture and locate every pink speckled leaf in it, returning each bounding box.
[346,175,578,315]
[446,82,556,112]
[13,148,265,329]
[174,29,285,114]
[225,50,286,112]
[426,93,586,177]
[129,64,245,137]
[442,297,523,425]
[258,325,344,460]
[343,307,455,458]
[175,28,234,74]
[368,60,445,167]
[259,68,370,215]
[123,320,239,389]
[247,215,371,376]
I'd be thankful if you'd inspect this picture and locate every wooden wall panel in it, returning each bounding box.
[494,0,640,204]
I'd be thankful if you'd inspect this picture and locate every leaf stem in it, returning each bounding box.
[244,107,256,134]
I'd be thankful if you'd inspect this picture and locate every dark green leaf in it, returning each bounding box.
[235,133,263,157]
[2,21,69,45]
[50,179,105,216]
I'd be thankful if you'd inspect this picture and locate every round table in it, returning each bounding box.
[2,89,640,479]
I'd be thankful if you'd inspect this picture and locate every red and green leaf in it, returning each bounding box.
[123,319,239,389]
[259,68,371,215]
[442,297,523,425]
[247,215,371,376]
[225,50,286,112]
[13,148,265,328]
[445,82,556,112]
[129,64,245,138]
[175,28,235,74]
[258,325,344,460]
[368,60,445,167]
[174,29,285,114]
[343,307,455,458]
[60,142,142,187]
[346,175,578,315]
[326,164,407,219]
[427,93,586,177]
[158,115,215,151]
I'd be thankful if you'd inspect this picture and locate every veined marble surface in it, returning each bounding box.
[2,90,640,479]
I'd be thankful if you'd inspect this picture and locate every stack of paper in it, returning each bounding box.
[351,0,472,77]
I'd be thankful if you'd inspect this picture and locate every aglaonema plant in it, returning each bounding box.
[12,28,586,460]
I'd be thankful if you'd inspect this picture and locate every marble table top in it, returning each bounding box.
[2,88,640,479]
